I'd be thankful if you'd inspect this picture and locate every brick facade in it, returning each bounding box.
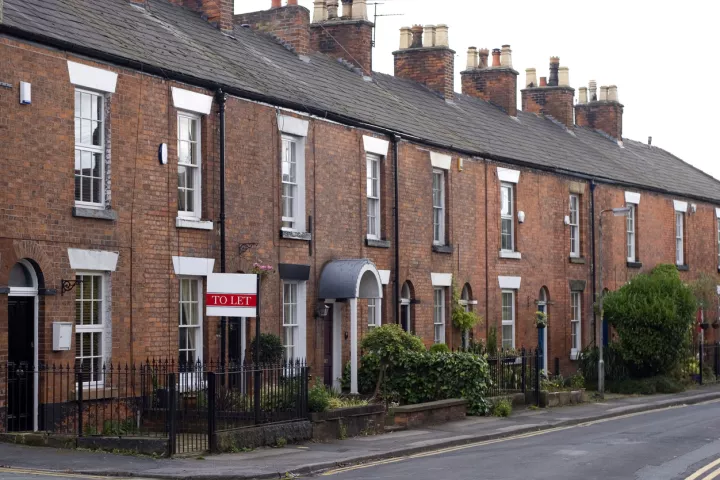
[235,5,311,55]
[394,48,455,100]
[309,20,374,73]
[521,86,575,127]
[461,67,519,116]
[576,101,624,140]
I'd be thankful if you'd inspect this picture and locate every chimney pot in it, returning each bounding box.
[525,68,537,88]
[327,0,338,19]
[435,24,449,47]
[491,48,501,67]
[467,47,479,70]
[341,0,351,18]
[478,48,489,68]
[539,77,547,87]
[410,25,424,48]
[599,86,609,101]
[548,57,559,86]
[558,66,569,87]
[608,85,618,102]
[648,136,652,145]
[399,26,412,50]
[287,0,298,5]
[313,0,328,22]
[271,0,281,7]
[578,87,588,104]
[423,25,436,47]
[352,0,368,20]
[588,80,597,101]
[500,45,512,68]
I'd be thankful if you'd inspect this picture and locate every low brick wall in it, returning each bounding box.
[310,404,385,441]
[390,399,467,428]
[214,420,312,452]
[537,389,588,408]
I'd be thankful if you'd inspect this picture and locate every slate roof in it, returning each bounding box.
[3,0,719,202]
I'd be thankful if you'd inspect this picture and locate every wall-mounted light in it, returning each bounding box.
[315,303,330,319]
[458,158,464,171]
[518,211,526,223]
[19,81,31,105]
[158,143,168,165]
[563,215,570,225]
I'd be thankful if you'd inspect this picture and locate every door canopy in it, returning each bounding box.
[318,259,383,300]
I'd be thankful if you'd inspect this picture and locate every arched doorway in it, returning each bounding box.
[537,287,549,373]
[400,281,413,333]
[8,259,40,432]
[459,284,474,349]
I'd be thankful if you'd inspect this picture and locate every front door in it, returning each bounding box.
[323,305,333,388]
[8,297,34,431]
[400,304,410,333]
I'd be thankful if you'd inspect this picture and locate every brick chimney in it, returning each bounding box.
[234,1,311,55]
[460,45,518,115]
[168,0,234,32]
[575,80,624,139]
[393,24,455,100]
[520,56,575,127]
[309,0,374,73]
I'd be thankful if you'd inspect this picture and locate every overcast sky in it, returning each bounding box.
[235,0,720,181]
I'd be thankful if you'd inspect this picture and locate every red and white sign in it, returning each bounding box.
[206,274,257,317]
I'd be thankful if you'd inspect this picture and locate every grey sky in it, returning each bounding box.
[235,0,720,181]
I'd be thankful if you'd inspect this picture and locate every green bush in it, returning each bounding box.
[451,283,483,334]
[569,372,585,390]
[341,352,382,395]
[603,264,696,377]
[492,398,512,417]
[578,344,629,383]
[430,343,450,354]
[606,376,685,395]
[248,333,284,364]
[655,376,685,394]
[360,324,426,396]
[308,382,331,413]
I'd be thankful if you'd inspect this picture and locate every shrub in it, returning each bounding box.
[655,376,685,394]
[430,343,450,354]
[308,382,331,413]
[451,283,483,335]
[492,398,512,417]
[248,333,284,364]
[603,265,696,377]
[569,372,585,390]
[487,326,498,357]
[341,353,380,395]
[578,343,629,383]
[360,324,426,396]
[608,376,685,395]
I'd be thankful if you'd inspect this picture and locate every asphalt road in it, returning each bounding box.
[0,471,138,480]
[318,400,720,480]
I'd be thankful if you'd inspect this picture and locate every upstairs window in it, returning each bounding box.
[432,170,446,245]
[177,113,201,218]
[501,183,514,252]
[569,194,580,257]
[282,137,298,230]
[675,211,684,265]
[367,153,381,239]
[627,204,636,262]
[74,90,105,206]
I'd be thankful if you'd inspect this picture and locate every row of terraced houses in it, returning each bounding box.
[1,0,720,418]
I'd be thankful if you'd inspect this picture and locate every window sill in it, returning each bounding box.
[75,386,118,401]
[73,206,117,221]
[280,230,312,241]
[176,217,214,230]
[676,264,689,272]
[432,244,453,254]
[499,250,522,260]
[626,261,643,269]
[366,238,391,249]
[569,256,586,264]
[570,350,579,361]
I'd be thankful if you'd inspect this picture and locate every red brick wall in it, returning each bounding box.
[393,48,455,100]
[461,68,518,116]
[169,0,234,32]
[521,86,575,127]
[235,6,311,55]
[310,20,373,73]
[575,102,624,139]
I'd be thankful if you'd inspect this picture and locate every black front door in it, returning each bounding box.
[323,306,334,388]
[8,297,34,431]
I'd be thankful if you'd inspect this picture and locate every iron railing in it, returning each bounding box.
[486,348,540,404]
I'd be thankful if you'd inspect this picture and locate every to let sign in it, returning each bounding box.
[206,274,257,317]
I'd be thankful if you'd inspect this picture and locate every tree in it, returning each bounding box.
[360,324,425,398]
[248,333,284,364]
[691,273,718,324]
[603,264,696,377]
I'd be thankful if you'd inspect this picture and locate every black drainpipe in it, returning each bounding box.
[590,179,597,345]
[218,90,227,366]
[393,135,401,324]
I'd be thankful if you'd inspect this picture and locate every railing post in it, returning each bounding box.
[715,343,720,378]
[521,348,527,393]
[77,372,83,437]
[254,365,261,425]
[535,349,540,407]
[207,372,216,453]
[700,342,704,385]
[168,372,176,456]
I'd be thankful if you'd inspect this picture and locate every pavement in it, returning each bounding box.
[1,385,720,480]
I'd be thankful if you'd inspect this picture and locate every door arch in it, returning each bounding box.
[400,281,414,333]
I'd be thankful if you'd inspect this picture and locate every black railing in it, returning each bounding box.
[2,360,309,455]
[690,342,720,385]
[486,348,540,405]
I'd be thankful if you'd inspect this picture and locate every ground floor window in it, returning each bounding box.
[571,291,582,357]
[75,273,105,383]
[501,290,515,350]
[434,287,446,344]
[368,298,379,328]
[179,277,203,366]
[282,281,307,362]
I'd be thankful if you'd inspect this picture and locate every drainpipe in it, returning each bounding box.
[590,180,597,345]
[218,90,227,366]
[393,135,401,324]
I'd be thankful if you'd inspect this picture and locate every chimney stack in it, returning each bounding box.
[520,56,575,127]
[313,0,327,21]
[234,1,311,55]
[575,81,624,139]
[170,0,234,32]
[460,44,519,115]
[310,0,374,72]
[394,24,456,100]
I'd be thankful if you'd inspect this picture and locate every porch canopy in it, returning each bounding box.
[318,259,382,394]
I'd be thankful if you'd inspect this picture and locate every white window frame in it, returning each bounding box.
[178,277,204,366]
[433,287,446,344]
[177,112,202,219]
[280,135,307,233]
[282,281,307,362]
[74,88,105,208]
[75,272,107,385]
[501,182,515,252]
[368,298,379,328]
[570,291,582,359]
[366,153,381,239]
[675,211,684,265]
[433,169,446,246]
[501,290,515,350]
[569,194,580,258]
[627,204,636,262]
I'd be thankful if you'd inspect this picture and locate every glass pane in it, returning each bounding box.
[179,141,190,164]
[188,118,197,142]
[502,326,513,349]
[9,263,33,288]
[185,170,195,212]
[81,93,91,118]
[501,187,510,215]
[179,116,188,141]
[81,119,92,144]
[75,118,81,144]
